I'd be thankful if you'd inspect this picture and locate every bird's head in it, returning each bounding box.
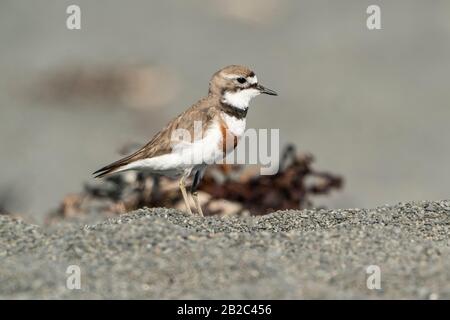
[209,65,277,110]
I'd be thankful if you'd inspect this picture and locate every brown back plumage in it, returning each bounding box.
[93,96,221,178]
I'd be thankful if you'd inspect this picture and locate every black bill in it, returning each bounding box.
[256,84,278,96]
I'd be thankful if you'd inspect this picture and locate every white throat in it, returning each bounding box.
[222,88,260,110]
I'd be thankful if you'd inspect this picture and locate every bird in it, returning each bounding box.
[93,65,277,216]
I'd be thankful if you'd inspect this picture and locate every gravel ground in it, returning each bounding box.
[1,200,449,299]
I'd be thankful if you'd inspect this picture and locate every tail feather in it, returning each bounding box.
[93,153,139,178]
[93,137,160,178]
[93,166,120,178]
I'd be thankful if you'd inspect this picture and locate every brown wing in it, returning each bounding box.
[93,97,217,178]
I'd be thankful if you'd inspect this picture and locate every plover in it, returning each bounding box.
[93,65,277,216]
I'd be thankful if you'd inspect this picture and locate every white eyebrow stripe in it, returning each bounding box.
[247,76,258,84]
[223,74,241,79]
[223,74,258,84]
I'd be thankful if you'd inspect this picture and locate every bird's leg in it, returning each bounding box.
[190,170,204,217]
[192,192,204,217]
[179,174,193,215]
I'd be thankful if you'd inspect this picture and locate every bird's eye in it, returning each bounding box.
[237,77,246,84]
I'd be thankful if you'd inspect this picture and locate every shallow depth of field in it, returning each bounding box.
[1,1,450,300]
[1,1,450,223]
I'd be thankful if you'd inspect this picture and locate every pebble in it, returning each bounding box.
[0,201,449,299]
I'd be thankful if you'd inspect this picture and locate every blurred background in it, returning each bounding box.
[1,0,450,223]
